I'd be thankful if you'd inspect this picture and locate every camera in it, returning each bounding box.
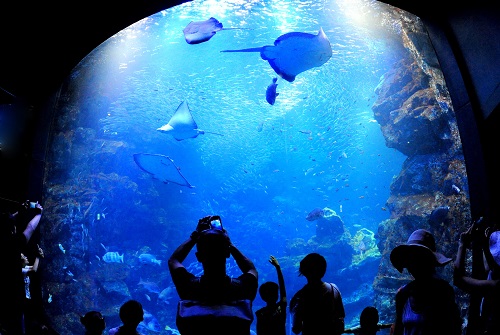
[196,215,224,232]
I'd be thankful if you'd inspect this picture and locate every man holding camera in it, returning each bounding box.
[168,215,258,335]
[0,200,43,335]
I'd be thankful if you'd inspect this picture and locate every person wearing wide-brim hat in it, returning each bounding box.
[390,228,453,274]
[454,219,500,335]
[390,229,461,335]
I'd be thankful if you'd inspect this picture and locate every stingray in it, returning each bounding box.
[133,153,194,188]
[221,28,332,82]
[157,100,224,141]
[183,17,247,45]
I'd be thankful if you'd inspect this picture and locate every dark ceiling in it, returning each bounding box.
[0,0,189,105]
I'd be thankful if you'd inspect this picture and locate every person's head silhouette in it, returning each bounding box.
[80,311,105,334]
[259,281,279,304]
[360,306,379,330]
[299,253,327,281]
[119,300,144,327]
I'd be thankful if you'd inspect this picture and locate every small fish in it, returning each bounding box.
[141,310,162,332]
[145,294,151,301]
[95,255,101,261]
[138,278,161,294]
[452,184,461,194]
[257,121,264,132]
[266,77,279,105]
[139,253,162,266]
[58,244,66,254]
[306,208,325,221]
[429,205,450,224]
[66,270,74,277]
[158,286,175,305]
[102,251,124,263]
[47,294,53,303]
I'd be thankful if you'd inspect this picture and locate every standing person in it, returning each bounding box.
[168,215,258,335]
[0,200,43,335]
[454,218,500,334]
[343,306,392,335]
[290,252,345,335]
[80,311,106,335]
[108,300,144,335]
[390,228,461,335]
[22,245,49,335]
[255,255,287,335]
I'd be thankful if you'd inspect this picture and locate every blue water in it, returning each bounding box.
[46,0,415,333]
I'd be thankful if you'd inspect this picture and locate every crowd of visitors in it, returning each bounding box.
[5,207,500,335]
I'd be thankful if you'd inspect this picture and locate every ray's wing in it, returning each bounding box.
[133,153,194,188]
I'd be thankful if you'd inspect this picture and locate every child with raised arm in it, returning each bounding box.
[255,255,287,335]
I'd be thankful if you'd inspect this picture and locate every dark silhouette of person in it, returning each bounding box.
[0,200,43,335]
[343,306,392,335]
[168,215,258,335]
[255,255,287,335]
[454,218,500,334]
[108,300,144,335]
[290,252,345,335]
[390,229,461,335]
[80,311,106,335]
[21,245,49,335]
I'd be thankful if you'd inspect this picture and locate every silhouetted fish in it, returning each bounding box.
[306,207,325,221]
[266,77,279,105]
[429,206,450,224]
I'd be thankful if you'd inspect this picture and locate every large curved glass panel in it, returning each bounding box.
[39,0,470,333]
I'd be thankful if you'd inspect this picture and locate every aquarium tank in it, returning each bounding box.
[39,0,471,334]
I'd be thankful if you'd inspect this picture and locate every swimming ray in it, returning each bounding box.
[221,28,332,82]
[183,17,248,45]
[133,153,194,188]
[157,100,224,141]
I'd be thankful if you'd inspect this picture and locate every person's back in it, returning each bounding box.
[255,256,287,335]
[108,300,144,335]
[391,229,461,335]
[290,253,345,335]
[168,215,258,335]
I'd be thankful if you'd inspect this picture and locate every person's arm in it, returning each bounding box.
[23,203,43,243]
[270,255,286,304]
[168,234,197,272]
[290,294,302,334]
[32,246,44,272]
[230,243,257,279]
[393,287,405,335]
[453,224,498,294]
